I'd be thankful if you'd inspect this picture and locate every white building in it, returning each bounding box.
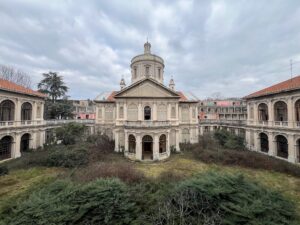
[0,79,46,160]
[94,42,199,161]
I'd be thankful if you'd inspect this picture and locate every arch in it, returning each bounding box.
[259,133,269,153]
[182,128,190,143]
[144,106,151,120]
[159,134,167,153]
[295,99,300,122]
[0,100,15,121]
[21,133,31,152]
[21,102,32,121]
[0,135,13,160]
[258,103,268,121]
[275,135,288,158]
[274,101,287,122]
[127,103,138,121]
[142,135,153,160]
[128,134,136,153]
[158,104,167,121]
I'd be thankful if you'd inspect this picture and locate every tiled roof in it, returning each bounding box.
[177,92,187,101]
[107,91,117,101]
[244,75,300,99]
[0,78,46,98]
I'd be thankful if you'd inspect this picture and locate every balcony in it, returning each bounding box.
[124,121,171,128]
[199,119,246,126]
[0,119,95,128]
[274,121,288,127]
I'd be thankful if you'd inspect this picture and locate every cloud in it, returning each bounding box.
[0,0,300,99]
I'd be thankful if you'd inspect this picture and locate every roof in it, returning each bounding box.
[94,91,117,102]
[0,78,46,98]
[244,75,300,99]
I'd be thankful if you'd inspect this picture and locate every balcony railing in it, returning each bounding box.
[274,121,288,127]
[124,121,171,128]
[199,119,246,126]
[0,119,95,128]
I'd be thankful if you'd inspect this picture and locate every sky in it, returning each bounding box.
[0,0,300,100]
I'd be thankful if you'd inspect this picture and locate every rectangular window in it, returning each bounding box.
[146,66,150,76]
[98,108,102,119]
[158,68,161,79]
[119,106,124,119]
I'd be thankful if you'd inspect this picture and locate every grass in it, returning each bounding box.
[0,167,64,216]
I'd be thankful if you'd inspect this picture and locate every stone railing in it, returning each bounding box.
[199,119,246,126]
[124,121,171,128]
[0,119,95,128]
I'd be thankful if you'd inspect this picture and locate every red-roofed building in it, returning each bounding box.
[0,78,46,161]
[244,75,300,164]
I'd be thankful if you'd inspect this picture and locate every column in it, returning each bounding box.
[175,129,180,152]
[253,102,258,125]
[116,103,119,120]
[245,129,250,149]
[114,130,119,152]
[167,103,171,120]
[41,103,45,121]
[153,134,159,160]
[199,126,203,135]
[288,134,296,163]
[40,130,46,147]
[268,133,276,157]
[167,131,170,156]
[32,101,37,121]
[124,131,128,152]
[30,132,37,149]
[136,134,142,160]
[287,98,294,128]
[138,103,142,121]
[15,99,21,123]
[268,101,274,125]
[153,103,157,121]
[124,103,127,121]
[254,131,260,152]
[13,133,21,158]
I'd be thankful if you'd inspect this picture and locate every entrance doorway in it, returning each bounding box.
[142,135,153,160]
[21,133,31,152]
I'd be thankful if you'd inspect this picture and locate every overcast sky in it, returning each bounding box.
[0,0,300,99]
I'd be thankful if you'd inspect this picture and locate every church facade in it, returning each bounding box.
[94,42,198,161]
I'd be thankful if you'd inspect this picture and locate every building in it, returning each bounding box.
[0,79,46,160]
[71,100,96,120]
[94,42,199,161]
[198,99,247,121]
[244,75,300,163]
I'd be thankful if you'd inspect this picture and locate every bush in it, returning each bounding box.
[151,172,297,225]
[55,122,86,145]
[5,179,138,225]
[47,146,88,168]
[0,165,8,176]
[214,130,245,150]
[73,162,145,183]
[87,133,114,151]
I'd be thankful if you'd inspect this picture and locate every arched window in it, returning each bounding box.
[182,129,190,143]
[159,134,167,153]
[259,133,269,153]
[258,103,268,121]
[21,102,32,121]
[158,104,167,121]
[274,101,287,121]
[276,135,288,158]
[295,99,300,122]
[128,104,138,121]
[0,136,13,160]
[144,106,151,120]
[0,100,15,121]
[128,134,136,153]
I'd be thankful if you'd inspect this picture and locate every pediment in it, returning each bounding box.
[115,79,179,98]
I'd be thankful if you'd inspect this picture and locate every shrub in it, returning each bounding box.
[73,162,145,183]
[0,165,8,176]
[87,133,114,151]
[151,172,297,225]
[55,122,86,145]
[47,146,88,168]
[5,179,138,225]
[214,130,245,150]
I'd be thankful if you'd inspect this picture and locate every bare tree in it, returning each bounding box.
[0,65,32,88]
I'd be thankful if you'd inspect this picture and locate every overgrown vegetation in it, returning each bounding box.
[55,122,87,145]
[190,131,300,178]
[0,165,8,176]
